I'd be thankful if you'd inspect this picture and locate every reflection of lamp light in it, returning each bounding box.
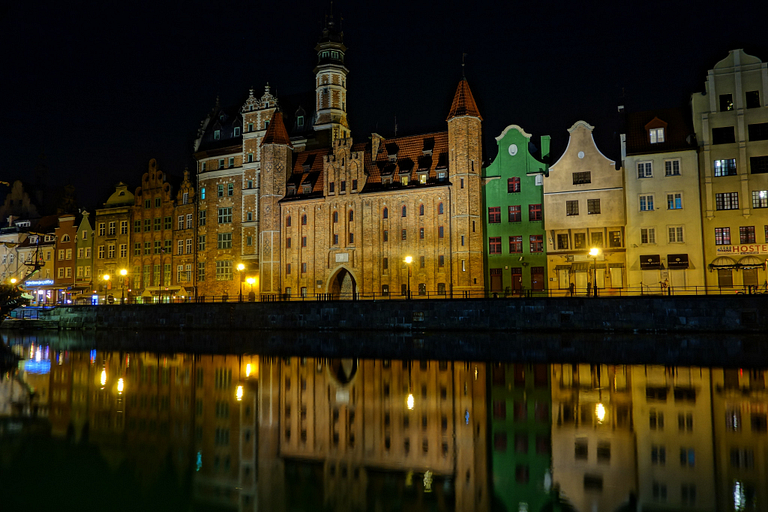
[407,393,414,410]
[100,368,107,387]
[236,385,244,401]
[589,247,600,297]
[237,263,245,302]
[404,256,413,300]
[595,402,606,423]
[246,363,252,377]
[117,377,124,394]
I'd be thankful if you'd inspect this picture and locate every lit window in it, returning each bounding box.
[649,128,665,144]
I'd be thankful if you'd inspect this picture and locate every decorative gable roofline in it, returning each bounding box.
[495,124,532,141]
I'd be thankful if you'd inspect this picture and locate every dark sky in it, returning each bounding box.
[2,1,766,211]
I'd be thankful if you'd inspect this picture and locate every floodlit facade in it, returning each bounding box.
[692,49,768,290]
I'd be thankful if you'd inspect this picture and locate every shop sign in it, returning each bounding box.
[25,279,54,287]
[716,245,768,255]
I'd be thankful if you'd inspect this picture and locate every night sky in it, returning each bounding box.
[2,1,766,211]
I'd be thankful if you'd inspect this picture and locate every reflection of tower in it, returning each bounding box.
[489,363,552,512]
[711,368,766,512]
[551,364,636,512]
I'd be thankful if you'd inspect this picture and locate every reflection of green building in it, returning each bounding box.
[489,363,552,512]
[483,126,549,295]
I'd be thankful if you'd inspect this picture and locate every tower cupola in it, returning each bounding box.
[313,12,350,144]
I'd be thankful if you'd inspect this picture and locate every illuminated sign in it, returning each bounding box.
[25,279,54,287]
[20,360,51,374]
[716,245,768,255]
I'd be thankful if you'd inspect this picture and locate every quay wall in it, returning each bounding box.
[27,295,768,332]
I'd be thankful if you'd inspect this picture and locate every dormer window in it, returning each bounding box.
[400,175,409,186]
[214,130,221,140]
[388,155,397,163]
[287,185,296,196]
[649,127,665,144]
[419,173,427,184]
[437,171,447,181]
[234,127,241,137]
[302,184,312,194]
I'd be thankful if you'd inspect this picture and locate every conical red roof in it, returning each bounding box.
[446,79,482,121]
[261,111,292,147]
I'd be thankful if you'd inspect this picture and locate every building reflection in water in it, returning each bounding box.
[2,339,767,512]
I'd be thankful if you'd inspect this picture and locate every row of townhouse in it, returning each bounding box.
[483,49,768,295]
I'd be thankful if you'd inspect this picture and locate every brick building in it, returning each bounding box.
[194,18,485,299]
[95,182,134,300]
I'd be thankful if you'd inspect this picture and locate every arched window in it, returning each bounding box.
[419,204,424,216]
[301,215,307,225]
[349,210,354,222]
[402,205,407,217]
[286,216,291,227]
[333,211,338,223]
[383,207,388,219]
[438,202,444,215]
[61,234,70,242]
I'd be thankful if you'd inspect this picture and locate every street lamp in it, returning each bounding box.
[102,274,110,304]
[237,263,245,302]
[404,256,413,300]
[246,277,256,302]
[589,248,599,297]
[119,269,127,304]
[10,278,17,285]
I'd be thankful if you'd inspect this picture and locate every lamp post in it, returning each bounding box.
[119,269,127,304]
[589,248,599,297]
[404,256,413,300]
[102,274,110,304]
[237,263,245,302]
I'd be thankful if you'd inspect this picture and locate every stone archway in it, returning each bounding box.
[329,267,357,300]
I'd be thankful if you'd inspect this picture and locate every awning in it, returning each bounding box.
[710,256,738,269]
[668,254,689,269]
[571,262,591,272]
[640,254,662,270]
[738,256,765,269]
[554,265,571,271]
[608,263,625,268]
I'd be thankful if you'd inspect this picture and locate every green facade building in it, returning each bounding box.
[483,125,549,295]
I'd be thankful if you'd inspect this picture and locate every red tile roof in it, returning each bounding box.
[368,131,449,187]
[625,107,694,155]
[446,79,482,121]
[261,111,292,147]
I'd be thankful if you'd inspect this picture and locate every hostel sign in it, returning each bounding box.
[715,245,768,255]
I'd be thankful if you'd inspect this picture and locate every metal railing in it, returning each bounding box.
[73,283,768,305]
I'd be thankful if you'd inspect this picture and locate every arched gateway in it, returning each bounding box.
[328,267,357,300]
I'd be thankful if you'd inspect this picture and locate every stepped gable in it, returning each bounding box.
[446,78,482,121]
[261,111,292,147]
[365,132,449,188]
[625,107,695,155]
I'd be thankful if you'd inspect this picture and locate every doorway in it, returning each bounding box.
[329,268,357,299]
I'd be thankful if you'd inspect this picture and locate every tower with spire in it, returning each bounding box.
[312,9,350,145]
[447,77,485,297]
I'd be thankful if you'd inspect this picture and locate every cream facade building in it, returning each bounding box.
[692,49,768,290]
[544,121,626,295]
[622,108,706,293]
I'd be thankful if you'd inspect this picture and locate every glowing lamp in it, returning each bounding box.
[406,393,414,410]
[595,403,606,423]
[117,377,124,393]
[246,363,252,377]
[100,368,107,387]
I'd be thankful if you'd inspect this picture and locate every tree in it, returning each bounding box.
[0,284,29,319]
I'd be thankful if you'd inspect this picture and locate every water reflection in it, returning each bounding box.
[1,335,767,512]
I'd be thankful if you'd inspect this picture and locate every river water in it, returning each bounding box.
[0,330,766,512]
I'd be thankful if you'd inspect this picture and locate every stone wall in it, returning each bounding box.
[37,295,768,333]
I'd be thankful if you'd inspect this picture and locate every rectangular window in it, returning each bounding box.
[528,204,542,221]
[199,210,206,226]
[530,235,543,253]
[566,200,579,216]
[573,233,586,249]
[349,232,354,244]
[186,239,192,254]
[98,223,106,236]
[509,236,522,253]
[217,184,224,197]
[641,227,656,244]
[716,192,739,210]
[508,205,521,222]
[748,123,768,142]
[438,226,444,238]
[286,263,291,275]
[720,94,734,111]
[639,194,654,211]
[587,199,601,214]
[164,216,171,230]
[507,177,520,193]
[712,126,736,144]
[218,208,233,223]
[301,236,307,247]
[637,162,653,178]
[107,222,116,235]
[198,236,206,251]
[217,233,232,249]
[649,127,665,144]
[402,229,407,240]
[144,242,151,255]
[591,232,603,247]
[301,263,307,273]
[382,257,388,270]
[144,199,150,209]
[155,198,161,208]
[154,241,161,254]
[557,234,569,250]
[153,218,161,231]
[715,227,731,245]
[227,183,234,195]
[488,207,501,223]
[178,216,184,230]
[382,230,388,242]
[753,191,768,208]
[134,243,141,255]
[134,220,141,233]
[164,239,171,253]
[740,226,756,244]
[438,255,444,267]
[665,159,680,176]
[489,237,501,254]
[186,214,193,229]
[98,246,105,259]
[341,181,346,192]
[120,221,128,235]
[215,261,232,281]
[352,179,357,190]
[668,226,684,243]
[228,158,234,169]
[419,256,425,268]
[751,156,768,174]
[746,90,761,109]
[609,230,622,248]
[667,193,682,209]
[144,219,151,232]
[572,172,591,184]
[714,159,737,176]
